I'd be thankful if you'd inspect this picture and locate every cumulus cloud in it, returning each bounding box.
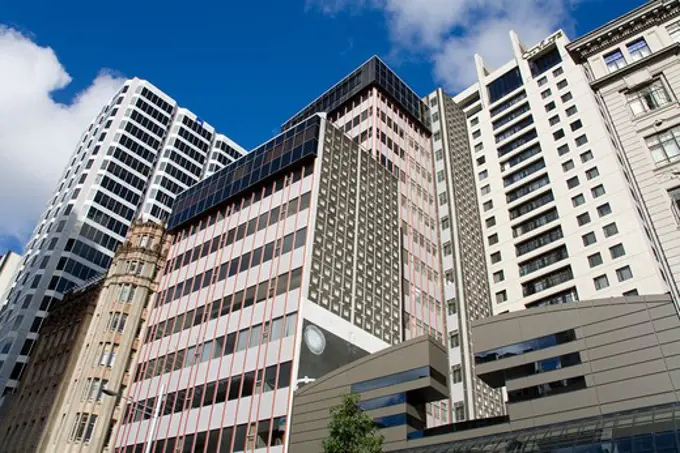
[306,0,581,90]
[0,26,124,251]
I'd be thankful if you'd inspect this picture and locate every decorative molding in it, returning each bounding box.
[568,2,680,60]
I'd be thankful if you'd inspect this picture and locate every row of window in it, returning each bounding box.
[159,227,307,307]
[134,312,297,382]
[167,191,311,274]
[129,361,291,422]
[146,267,302,344]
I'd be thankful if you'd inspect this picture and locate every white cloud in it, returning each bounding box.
[0,26,124,250]
[306,0,580,91]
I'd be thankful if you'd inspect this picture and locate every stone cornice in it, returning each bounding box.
[567,0,680,61]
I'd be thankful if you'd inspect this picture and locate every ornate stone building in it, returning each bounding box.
[0,221,169,452]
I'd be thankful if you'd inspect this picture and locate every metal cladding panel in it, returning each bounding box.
[167,115,322,231]
[282,56,430,132]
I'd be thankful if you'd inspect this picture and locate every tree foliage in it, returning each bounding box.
[323,393,384,453]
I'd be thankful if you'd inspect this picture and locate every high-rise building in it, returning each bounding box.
[114,55,449,453]
[437,29,673,320]
[0,252,22,307]
[566,0,680,298]
[425,89,505,421]
[0,78,246,402]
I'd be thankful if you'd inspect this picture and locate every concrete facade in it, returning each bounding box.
[289,336,448,453]
[288,295,680,453]
[0,252,22,307]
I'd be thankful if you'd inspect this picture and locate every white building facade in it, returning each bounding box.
[567,0,680,301]
[0,78,245,402]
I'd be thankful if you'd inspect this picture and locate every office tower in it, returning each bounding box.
[0,78,246,402]
[0,221,169,453]
[114,113,404,452]
[425,88,504,421]
[0,252,22,306]
[443,29,672,318]
[566,0,680,298]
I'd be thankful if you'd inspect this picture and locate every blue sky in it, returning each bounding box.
[0,0,645,254]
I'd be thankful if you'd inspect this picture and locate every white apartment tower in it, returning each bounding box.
[0,78,245,402]
[447,30,673,317]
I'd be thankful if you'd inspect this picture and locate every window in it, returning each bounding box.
[572,194,585,207]
[580,150,593,162]
[447,300,457,315]
[470,117,479,126]
[561,92,573,103]
[451,365,462,383]
[582,232,597,246]
[616,266,633,282]
[496,290,508,304]
[488,234,499,245]
[549,115,560,126]
[71,413,98,443]
[441,216,451,230]
[486,217,496,228]
[604,50,626,72]
[570,120,583,131]
[490,252,502,264]
[668,21,680,43]
[537,76,548,86]
[449,331,460,348]
[475,143,484,152]
[493,270,504,283]
[437,170,445,182]
[443,242,453,256]
[566,105,578,116]
[439,192,447,205]
[575,135,588,146]
[597,203,612,217]
[567,176,580,189]
[645,125,680,166]
[488,67,523,103]
[562,160,575,172]
[610,243,626,259]
[558,144,570,156]
[623,289,639,296]
[594,274,610,290]
[483,200,493,211]
[479,170,488,181]
[545,101,556,112]
[553,129,565,140]
[603,222,619,237]
[588,253,603,268]
[577,212,591,226]
[472,130,481,139]
[541,88,552,99]
[435,149,443,161]
[627,79,671,115]
[477,156,486,165]
[591,185,605,198]
[586,167,600,180]
[481,184,491,195]
[627,38,651,61]
[557,79,568,90]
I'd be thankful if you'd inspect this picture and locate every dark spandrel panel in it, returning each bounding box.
[282,56,430,132]
[167,115,321,231]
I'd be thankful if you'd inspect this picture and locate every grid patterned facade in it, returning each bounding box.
[427,88,504,422]
[308,123,401,343]
[0,78,244,404]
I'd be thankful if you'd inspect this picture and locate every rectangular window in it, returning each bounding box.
[558,144,570,156]
[449,331,460,348]
[493,270,504,282]
[610,243,626,259]
[490,252,502,264]
[645,125,680,166]
[561,92,573,103]
[627,79,671,115]
[562,160,574,172]
[496,290,507,304]
[567,176,580,189]
[591,184,605,198]
[627,38,651,61]
[588,253,603,268]
[541,88,552,99]
[570,120,583,131]
[597,203,612,217]
[518,245,569,276]
[603,222,618,237]
[451,365,462,383]
[572,194,585,207]
[557,79,569,90]
[616,266,633,282]
[488,68,523,103]
[582,232,597,246]
[515,226,563,256]
[577,212,591,226]
[668,21,680,43]
[586,167,600,180]
[476,329,577,364]
[604,50,626,72]
[580,150,593,162]
[566,105,578,116]
[553,129,565,140]
[594,274,609,290]
[545,101,556,112]
[575,135,588,146]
